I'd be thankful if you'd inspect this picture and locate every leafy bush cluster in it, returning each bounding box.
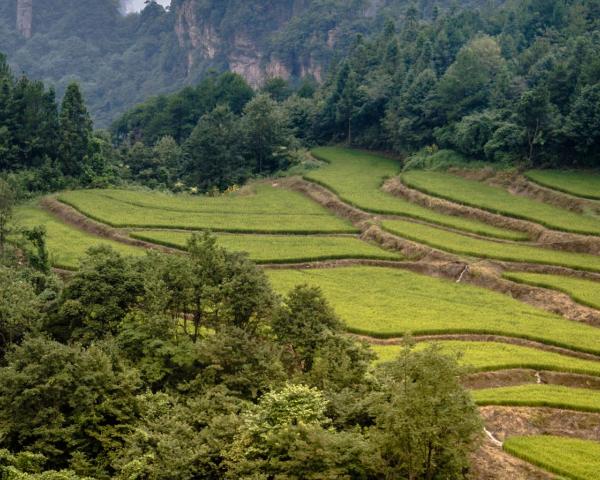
[0,232,482,479]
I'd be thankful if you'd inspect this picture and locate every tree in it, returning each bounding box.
[565,82,600,163]
[241,94,294,173]
[370,344,482,480]
[184,105,246,191]
[0,336,141,476]
[517,86,556,165]
[334,63,362,145]
[0,179,15,255]
[58,83,93,177]
[272,285,343,372]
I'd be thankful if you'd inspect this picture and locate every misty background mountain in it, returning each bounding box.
[0,0,492,127]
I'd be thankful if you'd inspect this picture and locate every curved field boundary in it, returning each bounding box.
[386,177,600,255]
[401,171,600,243]
[503,435,600,480]
[356,334,600,362]
[525,170,600,202]
[481,406,600,443]
[473,385,600,414]
[514,176,600,214]
[464,370,600,390]
[40,197,178,254]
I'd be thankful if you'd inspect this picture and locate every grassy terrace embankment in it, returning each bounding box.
[18,204,144,269]
[382,218,600,272]
[503,436,600,480]
[267,266,600,354]
[526,170,600,200]
[402,170,600,235]
[308,147,527,240]
[372,341,600,376]
[131,231,402,264]
[57,185,357,234]
[504,272,600,310]
[473,385,600,413]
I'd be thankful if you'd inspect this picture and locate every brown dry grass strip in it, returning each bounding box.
[463,370,600,390]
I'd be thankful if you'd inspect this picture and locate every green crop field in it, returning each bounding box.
[57,185,356,234]
[503,436,600,480]
[308,147,528,240]
[267,266,600,354]
[473,385,600,413]
[381,218,600,272]
[131,231,402,264]
[526,170,600,200]
[402,170,600,235]
[17,204,145,270]
[371,341,600,377]
[504,272,600,310]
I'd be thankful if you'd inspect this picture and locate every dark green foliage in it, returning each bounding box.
[0,336,141,477]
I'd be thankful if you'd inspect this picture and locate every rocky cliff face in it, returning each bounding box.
[16,0,32,38]
[173,0,379,86]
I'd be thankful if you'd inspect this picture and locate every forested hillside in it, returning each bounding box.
[0,0,495,126]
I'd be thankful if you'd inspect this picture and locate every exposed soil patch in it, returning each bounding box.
[40,197,178,254]
[470,441,555,480]
[463,369,600,390]
[480,406,600,442]
[355,334,600,362]
[383,177,543,239]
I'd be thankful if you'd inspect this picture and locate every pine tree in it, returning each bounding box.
[58,82,93,177]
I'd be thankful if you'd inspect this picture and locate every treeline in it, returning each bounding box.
[0,54,113,192]
[0,222,482,479]
[311,0,600,167]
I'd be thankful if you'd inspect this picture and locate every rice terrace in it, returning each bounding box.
[2,1,600,477]
[15,146,600,478]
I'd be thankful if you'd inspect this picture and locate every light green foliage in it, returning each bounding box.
[58,185,356,233]
[309,147,527,240]
[132,231,401,263]
[503,436,600,480]
[526,170,600,200]
[503,272,600,310]
[17,205,144,269]
[267,267,600,354]
[372,341,600,377]
[382,218,600,272]
[473,385,600,413]
[402,171,600,235]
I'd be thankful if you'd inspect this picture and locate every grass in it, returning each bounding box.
[402,170,600,236]
[130,231,402,264]
[57,184,357,234]
[526,170,600,200]
[472,385,600,413]
[267,266,600,355]
[503,272,600,310]
[17,204,145,270]
[381,218,600,273]
[503,436,600,480]
[371,341,600,377]
[308,147,528,240]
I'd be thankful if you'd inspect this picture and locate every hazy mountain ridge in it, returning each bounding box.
[0,0,492,126]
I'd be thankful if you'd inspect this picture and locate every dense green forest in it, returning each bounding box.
[113,0,600,173]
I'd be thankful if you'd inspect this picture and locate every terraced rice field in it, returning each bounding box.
[267,266,600,354]
[131,231,401,264]
[526,170,600,200]
[58,185,356,234]
[503,436,600,480]
[18,204,144,269]
[504,272,600,310]
[382,218,600,272]
[402,170,600,235]
[473,385,600,413]
[309,147,527,240]
[372,341,600,376]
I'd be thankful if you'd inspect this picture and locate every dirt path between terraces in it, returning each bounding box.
[384,177,600,255]
[463,369,600,390]
[353,334,600,362]
[40,196,179,254]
